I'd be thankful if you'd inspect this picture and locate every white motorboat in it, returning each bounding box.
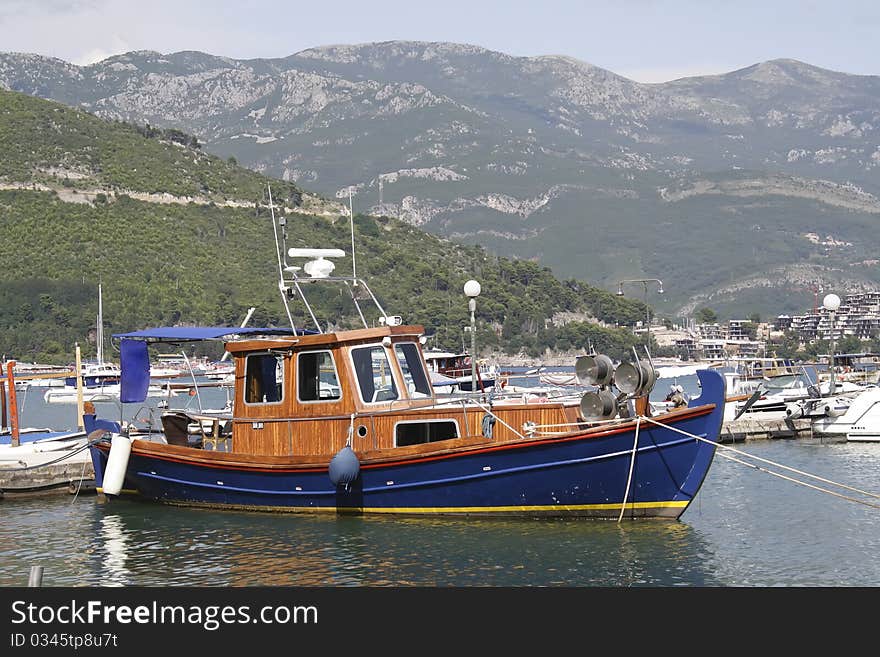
[43,382,169,404]
[806,385,880,442]
[0,429,92,494]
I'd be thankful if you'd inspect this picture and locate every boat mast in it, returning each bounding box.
[97,282,104,366]
[272,184,392,332]
[349,188,357,287]
[268,185,302,335]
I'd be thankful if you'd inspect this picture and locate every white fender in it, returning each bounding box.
[102,434,132,496]
[824,405,845,418]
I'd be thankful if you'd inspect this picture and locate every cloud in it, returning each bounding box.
[73,35,133,66]
[0,0,104,20]
[618,66,732,84]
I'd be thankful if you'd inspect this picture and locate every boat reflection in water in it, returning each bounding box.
[84,501,721,586]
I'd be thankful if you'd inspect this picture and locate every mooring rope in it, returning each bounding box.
[640,415,880,508]
[70,456,89,504]
[618,417,641,523]
[715,451,880,510]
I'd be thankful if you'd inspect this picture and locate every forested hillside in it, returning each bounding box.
[4,46,879,319]
[0,89,646,364]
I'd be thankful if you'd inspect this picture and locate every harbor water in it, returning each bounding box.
[1,372,878,586]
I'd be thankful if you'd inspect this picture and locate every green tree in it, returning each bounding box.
[696,307,717,324]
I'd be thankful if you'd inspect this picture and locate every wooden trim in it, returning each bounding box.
[121,403,716,472]
[225,325,425,354]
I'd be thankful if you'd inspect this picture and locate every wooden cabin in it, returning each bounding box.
[222,324,581,458]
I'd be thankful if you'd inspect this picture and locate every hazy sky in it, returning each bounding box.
[2,0,878,82]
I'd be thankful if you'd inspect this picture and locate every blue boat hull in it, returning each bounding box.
[90,370,724,519]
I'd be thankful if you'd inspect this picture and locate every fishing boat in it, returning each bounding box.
[85,204,726,520]
[423,348,498,392]
[722,356,805,396]
[43,380,170,404]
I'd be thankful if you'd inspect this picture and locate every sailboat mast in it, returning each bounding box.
[349,189,357,286]
[97,283,104,365]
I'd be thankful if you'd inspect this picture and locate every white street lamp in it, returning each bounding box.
[823,293,841,394]
[464,280,481,390]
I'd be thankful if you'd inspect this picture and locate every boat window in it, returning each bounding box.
[394,343,432,398]
[298,351,341,402]
[395,420,458,447]
[244,353,284,404]
[351,345,399,403]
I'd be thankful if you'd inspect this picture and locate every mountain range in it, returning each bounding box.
[0,87,652,364]
[1,41,879,319]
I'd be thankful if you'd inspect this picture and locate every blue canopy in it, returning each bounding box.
[120,338,151,403]
[113,325,314,403]
[113,326,312,341]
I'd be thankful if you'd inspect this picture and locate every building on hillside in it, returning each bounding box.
[698,339,726,361]
[785,292,880,343]
[697,323,724,340]
[773,315,793,331]
[651,326,699,359]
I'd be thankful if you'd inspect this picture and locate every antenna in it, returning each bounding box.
[268,185,298,335]
[349,188,357,286]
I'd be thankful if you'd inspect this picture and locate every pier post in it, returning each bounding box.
[75,343,84,430]
[5,361,19,447]
[28,565,43,587]
[1,379,6,431]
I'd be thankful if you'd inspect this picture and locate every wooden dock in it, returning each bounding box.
[720,416,812,443]
[0,460,95,499]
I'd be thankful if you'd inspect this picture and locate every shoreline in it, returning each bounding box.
[486,351,715,369]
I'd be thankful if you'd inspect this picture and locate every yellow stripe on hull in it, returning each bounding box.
[337,500,690,514]
[96,487,140,496]
[107,495,689,516]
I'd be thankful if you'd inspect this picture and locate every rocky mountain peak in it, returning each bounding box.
[2,42,879,318]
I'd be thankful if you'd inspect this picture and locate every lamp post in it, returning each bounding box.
[616,278,664,348]
[823,293,840,395]
[464,280,481,390]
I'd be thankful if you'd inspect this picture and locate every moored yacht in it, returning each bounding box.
[84,191,727,520]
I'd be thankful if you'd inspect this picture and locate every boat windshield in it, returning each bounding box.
[394,343,432,398]
[244,353,284,404]
[351,345,399,403]
[297,350,342,402]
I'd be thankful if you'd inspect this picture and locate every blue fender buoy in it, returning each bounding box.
[329,445,360,487]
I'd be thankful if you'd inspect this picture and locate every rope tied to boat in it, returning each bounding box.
[618,417,641,523]
[525,416,633,436]
[468,398,525,440]
[638,415,880,510]
[346,413,355,448]
[481,413,495,439]
[328,414,361,491]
